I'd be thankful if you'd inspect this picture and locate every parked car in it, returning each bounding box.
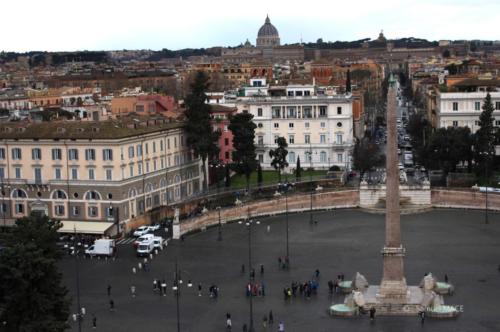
[85,239,115,257]
[133,234,155,248]
[149,223,161,231]
[133,226,152,237]
[137,238,155,257]
[153,236,167,250]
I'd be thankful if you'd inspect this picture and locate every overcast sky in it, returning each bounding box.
[2,0,498,52]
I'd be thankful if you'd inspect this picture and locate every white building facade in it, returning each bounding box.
[236,85,354,170]
[437,91,500,132]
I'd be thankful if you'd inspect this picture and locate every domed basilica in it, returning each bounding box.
[256,15,280,48]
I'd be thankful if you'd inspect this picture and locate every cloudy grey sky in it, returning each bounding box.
[2,0,498,52]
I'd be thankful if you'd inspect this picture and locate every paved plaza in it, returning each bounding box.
[60,208,500,332]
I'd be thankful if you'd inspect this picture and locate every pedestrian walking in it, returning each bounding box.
[242,323,248,332]
[262,315,268,327]
[278,321,285,332]
[132,267,136,274]
[444,274,449,284]
[138,262,142,270]
[109,299,115,311]
[161,279,167,296]
[107,284,111,297]
[131,285,136,297]
[153,279,158,291]
[241,264,245,274]
[267,225,271,233]
[260,264,264,275]
[198,283,202,296]
[369,307,376,321]
[278,257,282,268]
[92,315,97,329]
[250,268,255,279]
[268,310,274,325]
[328,280,334,294]
[315,269,320,278]
[419,310,425,325]
[226,316,232,331]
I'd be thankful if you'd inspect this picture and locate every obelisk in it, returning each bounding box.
[378,74,408,301]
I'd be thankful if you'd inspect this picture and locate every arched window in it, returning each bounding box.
[174,175,181,183]
[51,189,67,200]
[160,179,167,188]
[288,151,296,163]
[12,188,28,198]
[84,190,101,200]
[145,183,153,193]
[129,188,137,198]
[320,151,327,163]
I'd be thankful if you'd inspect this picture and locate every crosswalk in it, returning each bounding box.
[116,238,136,245]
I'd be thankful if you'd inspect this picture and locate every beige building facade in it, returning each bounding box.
[0,119,202,235]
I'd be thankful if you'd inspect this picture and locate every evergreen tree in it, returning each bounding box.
[184,71,220,190]
[346,69,352,93]
[269,137,288,183]
[473,93,496,177]
[352,137,383,179]
[228,112,257,191]
[225,164,231,187]
[296,156,302,180]
[0,214,70,331]
[257,163,263,187]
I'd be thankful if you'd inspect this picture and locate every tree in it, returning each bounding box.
[473,93,496,177]
[295,156,302,181]
[184,71,220,191]
[257,163,263,187]
[346,69,351,93]
[228,112,257,191]
[442,49,451,58]
[0,214,70,331]
[269,137,288,183]
[352,138,383,179]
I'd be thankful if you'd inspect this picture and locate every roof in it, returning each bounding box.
[453,78,500,87]
[257,15,279,37]
[0,116,184,140]
[58,221,114,234]
[210,104,237,113]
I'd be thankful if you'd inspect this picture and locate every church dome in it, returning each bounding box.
[258,15,279,37]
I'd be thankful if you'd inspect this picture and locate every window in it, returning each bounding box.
[319,106,327,117]
[305,134,310,144]
[320,151,327,163]
[289,135,295,144]
[0,203,7,214]
[137,144,143,157]
[174,137,177,148]
[34,167,42,183]
[72,206,80,216]
[224,125,228,132]
[258,136,264,145]
[337,153,343,163]
[475,101,481,111]
[305,122,310,128]
[15,204,24,214]
[287,107,296,118]
[128,146,135,158]
[129,165,134,177]
[103,149,113,161]
[258,154,264,163]
[303,107,312,118]
[167,139,170,149]
[304,90,311,96]
[274,123,279,128]
[32,148,42,160]
[336,134,343,144]
[51,148,62,160]
[12,148,22,160]
[224,138,229,146]
[106,169,113,181]
[0,167,4,179]
[289,123,294,128]
[88,206,98,217]
[320,122,326,128]
[337,122,343,128]
[160,140,164,151]
[320,134,326,143]
[85,191,101,200]
[225,151,230,159]
[55,205,65,216]
[452,102,458,111]
[54,168,61,180]
[272,107,280,118]
[145,143,149,154]
[257,123,263,128]
[295,90,303,96]
[496,102,500,110]
[288,91,294,97]
[452,120,458,127]
[161,159,165,169]
[71,168,78,180]
[288,151,296,163]
[475,120,480,126]
[495,120,500,127]
[153,141,156,153]
[337,106,342,115]
[274,135,279,144]
[0,148,5,160]
[146,162,150,173]
[88,169,95,180]
[52,190,66,200]
[153,160,157,171]
[257,108,263,117]
[85,149,96,161]
[15,167,21,179]
[68,149,78,160]
[138,163,143,175]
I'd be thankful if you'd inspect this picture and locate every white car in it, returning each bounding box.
[148,223,161,231]
[133,234,155,248]
[133,226,152,237]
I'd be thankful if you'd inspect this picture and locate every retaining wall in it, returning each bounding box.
[431,189,500,211]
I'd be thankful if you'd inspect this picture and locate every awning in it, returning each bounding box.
[58,221,115,235]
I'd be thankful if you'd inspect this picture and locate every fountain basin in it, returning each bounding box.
[435,282,454,295]
[329,304,357,317]
[426,305,460,318]
[338,280,353,293]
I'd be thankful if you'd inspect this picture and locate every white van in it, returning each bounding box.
[85,239,115,257]
[137,239,155,257]
[153,236,166,250]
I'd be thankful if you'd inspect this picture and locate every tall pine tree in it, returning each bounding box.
[0,214,70,331]
[295,156,302,181]
[269,136,288,183]
[473,92,495,177]
[184,71,220,190]
[228,112,257,191]
[346,69,352,93]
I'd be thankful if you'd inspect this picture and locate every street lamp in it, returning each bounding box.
[216,206,222,241]
[72,228,84,332]
[278,182,290,267]
[172,259,193,332]
[238,207,260,332]
[305,143,316,225]
[479,151,491,224]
